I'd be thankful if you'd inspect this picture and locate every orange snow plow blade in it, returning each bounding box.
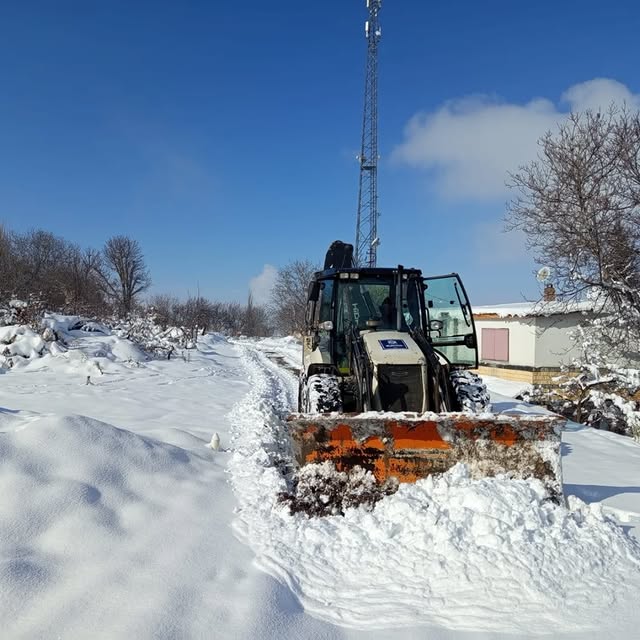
[287,413,565,500]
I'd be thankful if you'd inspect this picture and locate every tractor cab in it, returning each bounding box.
[303,266,479,380]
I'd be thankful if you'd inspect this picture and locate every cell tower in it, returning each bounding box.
[354,0,382,268]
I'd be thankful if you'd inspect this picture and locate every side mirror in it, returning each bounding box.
[464,333,476,348]
[429,319,443,332]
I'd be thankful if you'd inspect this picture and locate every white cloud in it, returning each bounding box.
[249,264,277,306]
[392,78,640,200]
[561,78,637,112]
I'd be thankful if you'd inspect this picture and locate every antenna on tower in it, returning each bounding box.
[354,0,382,268]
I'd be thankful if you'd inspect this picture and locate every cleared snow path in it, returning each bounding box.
[239,336,303,374]
[229,338,640,639]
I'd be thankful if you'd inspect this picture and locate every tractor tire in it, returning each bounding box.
[303,374,343,413]
[450,370,491,413]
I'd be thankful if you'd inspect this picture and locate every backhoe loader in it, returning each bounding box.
[288,241,564,499]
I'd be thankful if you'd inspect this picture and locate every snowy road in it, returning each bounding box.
[1,333,640,639]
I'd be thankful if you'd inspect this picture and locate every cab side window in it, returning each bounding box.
[318,280,334,323]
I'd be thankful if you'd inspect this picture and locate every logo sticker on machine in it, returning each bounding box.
[379,339,408,350]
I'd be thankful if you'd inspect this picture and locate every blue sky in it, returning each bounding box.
[1,0,638,305]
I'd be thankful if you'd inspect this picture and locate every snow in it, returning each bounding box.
[563,422,640,537]
[230,339,640,636]
[41,313,83,335]
[241,335,302,371]
[0,334,272,639]
[0,325,22,343]
[1,325,50,371]
[479,374,532,399]
[1,331,640,638]
[473,300,594,318]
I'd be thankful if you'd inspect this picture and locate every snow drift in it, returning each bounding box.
[0,411,222,639]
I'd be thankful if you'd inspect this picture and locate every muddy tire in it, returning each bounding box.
[303,374,343,413]
[450,370,491,413]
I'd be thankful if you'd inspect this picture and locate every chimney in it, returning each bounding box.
[543,284,556,302]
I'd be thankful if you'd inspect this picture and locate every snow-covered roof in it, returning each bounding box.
[473,300,595,318]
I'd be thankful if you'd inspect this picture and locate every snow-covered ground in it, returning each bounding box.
[1,332,640,639]
[484,375,640,541]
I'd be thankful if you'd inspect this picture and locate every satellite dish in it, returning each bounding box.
[536,266,552,282]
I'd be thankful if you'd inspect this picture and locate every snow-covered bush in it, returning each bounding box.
[0,324,53,370]
[111,312,190,358]
[0,297,45,329]
[521,382,640,440]
[280,461,398,517]
[587,392,640,439]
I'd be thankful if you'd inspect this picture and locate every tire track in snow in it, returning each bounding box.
[228,342,353,640]
[242,341,298,415]
[228,341,298,489]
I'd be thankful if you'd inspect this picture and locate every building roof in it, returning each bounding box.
[472,300,595,319]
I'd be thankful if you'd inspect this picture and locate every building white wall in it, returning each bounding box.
[474,317,536,367]
[533,314,583,368]
[474,313,586,369]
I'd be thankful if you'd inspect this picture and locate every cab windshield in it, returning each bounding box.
[335,274,422,335]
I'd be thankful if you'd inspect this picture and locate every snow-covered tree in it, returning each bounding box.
[507,108,640,363]
[508,108,640,440]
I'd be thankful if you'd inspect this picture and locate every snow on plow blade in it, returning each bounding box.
[287,413,565,500]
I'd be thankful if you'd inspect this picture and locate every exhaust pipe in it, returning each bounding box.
[396,265,403,331]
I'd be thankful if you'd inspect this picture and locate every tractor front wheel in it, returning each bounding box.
[302,374,343,413]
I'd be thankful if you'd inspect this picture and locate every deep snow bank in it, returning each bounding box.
[1,313,150,376]
[230,343,640,635]
[0,410,223,639]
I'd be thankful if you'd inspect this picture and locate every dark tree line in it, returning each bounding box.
[1,226,149,315]
[1,222,320,338]
[0,223,274,337]
[148,292,270,339]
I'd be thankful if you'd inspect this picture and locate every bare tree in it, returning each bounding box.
[0,225,13,295]
[243,292,270,337]
[507,107,640,360]
[10,229,69,305]
[173,295,213,340]
[99,236,151,315]
[148,293,179,329]
[223,301,245,335]
[270,259,318,335]
[0,226,108,313]
[62,245,107,314]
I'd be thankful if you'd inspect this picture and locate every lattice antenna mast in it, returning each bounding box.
[355,0,382,267]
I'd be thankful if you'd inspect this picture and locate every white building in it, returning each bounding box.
[472,300,594,385]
